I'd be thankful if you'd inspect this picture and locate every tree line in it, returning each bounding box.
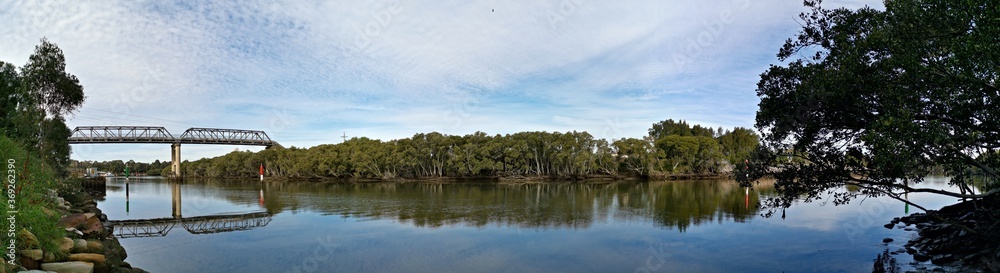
[1,38,85,176]
[70,159,169,175]
[174,119,759,180]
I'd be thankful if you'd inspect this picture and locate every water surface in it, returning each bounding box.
[96,177,960,272]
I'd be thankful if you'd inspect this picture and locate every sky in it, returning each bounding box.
[0,0,884,163]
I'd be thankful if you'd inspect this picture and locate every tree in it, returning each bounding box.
[648,119,714,139]
[717,127,759,166]
[747,0,999,215]
[656,135,723,174]
[20,38,85,120]
[0,61,21,131]
[39,118,72,174]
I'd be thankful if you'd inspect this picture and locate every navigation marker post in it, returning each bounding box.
[259,164,264,182]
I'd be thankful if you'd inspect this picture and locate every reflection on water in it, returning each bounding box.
[97,178,958,273]
[252,181,765,231]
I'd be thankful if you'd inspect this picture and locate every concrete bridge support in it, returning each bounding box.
[172,183,182,219]
[171,143,181,177]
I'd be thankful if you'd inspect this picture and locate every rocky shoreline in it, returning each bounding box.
[6,180,147,273]
[885,196,1000,272]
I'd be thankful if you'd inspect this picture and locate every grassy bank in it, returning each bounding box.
[0,135,65,263]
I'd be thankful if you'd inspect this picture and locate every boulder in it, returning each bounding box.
[41,261,94,273]
[83,213,96,220]
[84,240,104,254]
[21,249,44,260]
[57,237,75,254]
[19,255,40,270]
[42,251,57,263]
[84,216,99,228]
[58,214,88,229]
[882,238,894,243]
[73,239,88,253]
[931,254,955,265]
[67,253,105,265]
[19,229,40,248]
[81,218,105,238]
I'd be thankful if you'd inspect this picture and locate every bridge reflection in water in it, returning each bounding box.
[110,180,273,238]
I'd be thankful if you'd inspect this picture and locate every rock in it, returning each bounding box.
[20,229,40,248]
[66,227,84,236]
[73,239,88,253]
[932,254,955,265]
[882,238,894,243]
[21,270,52,273]
[57,237,75,254]
[81,217,105,238]
[67,253,106,265]
[43,251,57,263]
[906,247,917,254]
[41,261,94,273]
[21,249,44,260]
[84,240,104,254]
[19,255,40,270]
[884,223,894,229]
[42,207,59,217]
[84,216,100,230]
[83,213,96,220]
[914,253,931,262]
[59,214,88,228]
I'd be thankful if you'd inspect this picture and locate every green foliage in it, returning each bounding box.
[750,0,1000,214]
[0,38,86,261]
[1,38,83,176]
[612,137,657,176]
[717,127,759,166]
[648,119,715,139]
[178,121,759,179]
[656,135,724,174]
[20,38,85,119]
[0,135,64,255]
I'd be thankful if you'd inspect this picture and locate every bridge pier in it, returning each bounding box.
[172,183,182,219]
[171,143,182,177]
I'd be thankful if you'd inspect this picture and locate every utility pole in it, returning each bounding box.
[341,132,348,143]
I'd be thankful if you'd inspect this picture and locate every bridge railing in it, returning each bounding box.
[68,126,277,147]
[110,212,273,238]
[178,128,275,146]
[68,126,176,144]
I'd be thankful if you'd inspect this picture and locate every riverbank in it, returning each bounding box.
[6,178,147,273]
[178,173,730,183]
[887,195,1000,272]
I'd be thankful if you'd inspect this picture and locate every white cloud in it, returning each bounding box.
[0,0,883,161]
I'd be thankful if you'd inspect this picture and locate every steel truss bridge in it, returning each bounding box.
[111,212,273,238]
[68,126,279,177]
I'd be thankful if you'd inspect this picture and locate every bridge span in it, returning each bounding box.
[111,212,273,238]
[68,126,279,177]
[105,179,273,238]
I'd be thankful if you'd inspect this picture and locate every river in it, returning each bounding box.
[95,177,960,272]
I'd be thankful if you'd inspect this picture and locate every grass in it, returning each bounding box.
[0,135,63,259]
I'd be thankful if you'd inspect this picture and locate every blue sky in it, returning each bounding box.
[0,0,883,162]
